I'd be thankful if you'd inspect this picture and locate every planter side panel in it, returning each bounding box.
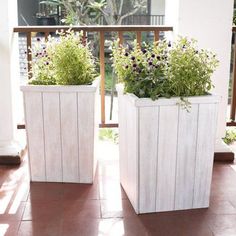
[118,94,139,213]
[78,92,95,183]
[156,106,179,212]
[43,93,62,182]
[193,103,218,208]
[139,107,159,213]
[24,92,46,181]
[60,92,79,183]
[174,105,198,210]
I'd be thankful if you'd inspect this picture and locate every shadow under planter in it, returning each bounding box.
[21,79,99,183]
[117,84,220,214]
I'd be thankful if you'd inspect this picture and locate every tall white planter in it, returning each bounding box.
[117,85,220,214]
[21,79,99,183]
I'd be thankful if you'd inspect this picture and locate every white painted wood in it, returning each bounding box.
[43,92,62,182]
[21,79,99,183]
[156,106,179,212]
[117,85,219,214]
[78,92,95,183]
[139,106,159,213]
[60,92,79,183]
[174,104,198,210]
[24,92,46,181]
[193,104,218,208]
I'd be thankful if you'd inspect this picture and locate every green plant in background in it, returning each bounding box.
[29,30,97,85]
[99,128,118,144]
[223,128,236,145]
[111,36,219,101]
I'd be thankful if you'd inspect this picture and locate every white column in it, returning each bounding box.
[0,0,23,162]
[165,0,234,154]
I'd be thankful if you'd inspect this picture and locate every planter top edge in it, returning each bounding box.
[116,84,221,106]
[20,77,100,93]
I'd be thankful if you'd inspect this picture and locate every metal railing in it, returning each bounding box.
[14,25,173,128]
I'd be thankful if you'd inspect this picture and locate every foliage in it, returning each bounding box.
[111,37,219,100]
[223,128,236,145]
[99,128,118,144]
[29,30,97,85]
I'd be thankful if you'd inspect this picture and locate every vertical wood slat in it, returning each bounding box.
[60,92,79,183]
[154,30,159,42]
[136,31,142,45]
[139,106,159,213]
[174,105,198,210]
[193,104,218,208]
[100,31,105,125]
[78,92,95,183]
[43,92,62,182]
[44,32,49,41]
[118,31,124,45]
[230,34,236,121]
[26,32,32,79]
[24,92,46,181]
[156,106,179,212]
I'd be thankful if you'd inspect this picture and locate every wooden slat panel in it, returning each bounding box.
[175,105,198,210]
[156,106,179,212]
[24,92,46,181]
[100,31,105,125]
[60,92,79,183]
[78,92,95,183]
[193,104,218,208]
[139,106,159,213]
[43,92,62,182]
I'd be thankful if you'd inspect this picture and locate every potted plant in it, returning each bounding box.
[112,37,220,214]
[21,30,99,183]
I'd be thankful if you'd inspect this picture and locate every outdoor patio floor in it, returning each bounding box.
[1,140,236,236]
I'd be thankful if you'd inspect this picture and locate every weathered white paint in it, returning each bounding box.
[0,0,23,157]
[117,85,220,214]
[165,0,234,142]
[21,79,99,183]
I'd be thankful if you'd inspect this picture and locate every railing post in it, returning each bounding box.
[136,31,142,45]
[230,31,236,122]
[26,32,32,79]
[100,31,106,125]
[154,30,159,42]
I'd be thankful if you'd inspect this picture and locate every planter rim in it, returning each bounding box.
[116,84,221,107]
[20,77,100,93]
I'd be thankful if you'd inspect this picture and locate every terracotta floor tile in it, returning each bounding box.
[0,221,21,236]
[18,220,62,236]
[22,201,63,221]
[62,199,101,219]
[101,199,136,218]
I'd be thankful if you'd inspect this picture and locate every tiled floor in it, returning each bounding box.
[1,141,236,236]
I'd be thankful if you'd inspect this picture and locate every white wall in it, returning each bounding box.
[165,0,234,139]
[150,0,165,15]
[0,0,20,147]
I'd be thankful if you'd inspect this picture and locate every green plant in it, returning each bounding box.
[223,128,236,145]
[99,128,118,144]
[29,30,97,85]
[111,37,219,101]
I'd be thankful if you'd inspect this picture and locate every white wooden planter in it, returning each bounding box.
[117,84,220,214]
[21,79,99,183]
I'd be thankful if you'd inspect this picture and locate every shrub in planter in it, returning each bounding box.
[112,37,220,213]
[21,30,99,183]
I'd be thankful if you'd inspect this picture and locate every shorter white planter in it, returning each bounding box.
[117,84,220,214]
[21,79,99,183]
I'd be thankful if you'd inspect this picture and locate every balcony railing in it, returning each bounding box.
[14,25,173,128]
